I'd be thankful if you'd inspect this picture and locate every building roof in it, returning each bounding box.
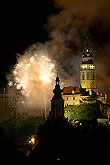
[62,86,80,95]
[81,37,94,64]
[51,76,64,100]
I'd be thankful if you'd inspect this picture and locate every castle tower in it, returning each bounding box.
[80,37,96,93]
[50,74,64,120]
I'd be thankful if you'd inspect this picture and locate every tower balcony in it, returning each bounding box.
[80,64,95,70]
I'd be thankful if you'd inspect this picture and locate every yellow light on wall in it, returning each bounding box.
[81,64,95,70]
[90,65,95,69]
[81,65,88,69]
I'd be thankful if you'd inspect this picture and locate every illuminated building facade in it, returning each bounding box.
[62,86,81,107]
[62,37,110,107]
[80,37,96,93]
[62,37,97,106]
[0,88,20,123]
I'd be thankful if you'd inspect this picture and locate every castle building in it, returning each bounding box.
[62,86,81,107]
[62,37,110,107]
[62,37,97,106]
[80,37,96,93]
[0,87,20,123]
[49,75,64,120]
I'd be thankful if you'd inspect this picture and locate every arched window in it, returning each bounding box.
[93,72,95,80]
[73,97,75,100]
[82,72,85,80]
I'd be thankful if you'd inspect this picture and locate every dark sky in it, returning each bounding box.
[1,0,110,92]
[1,1,56,85]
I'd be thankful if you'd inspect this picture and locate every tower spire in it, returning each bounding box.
[85,33,90,48]
[50,74,64,121]
[80,36,96,92]
[56,70,59,85]
[86,36,89,46]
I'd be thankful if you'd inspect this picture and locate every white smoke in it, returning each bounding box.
[7,0,110,115]
[8,44,56,115]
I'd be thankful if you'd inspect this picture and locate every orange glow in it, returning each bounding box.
[31,138,35,144]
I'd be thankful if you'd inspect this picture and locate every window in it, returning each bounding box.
[82,72,85,80]
[73,97,75,100]
[87,72,93,80]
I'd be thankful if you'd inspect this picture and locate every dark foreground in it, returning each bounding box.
[0,119,110,163]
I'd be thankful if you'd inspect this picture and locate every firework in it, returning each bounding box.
[10,51,56,114]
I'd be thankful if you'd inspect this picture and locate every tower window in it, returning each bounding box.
[73,97,75,100]
[82,72,85,80]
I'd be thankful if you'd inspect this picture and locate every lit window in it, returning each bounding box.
[90,65,95,69]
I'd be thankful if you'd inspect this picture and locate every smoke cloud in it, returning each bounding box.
[7,0,110,114]
[7,44,56,115]
[51,0,110,92]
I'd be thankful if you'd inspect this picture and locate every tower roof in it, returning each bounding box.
[52,75,63,100]
[82,36,94,64]
[85,36,89,48]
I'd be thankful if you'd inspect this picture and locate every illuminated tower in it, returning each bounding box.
[80,37,96,93]
[50,74,64,120]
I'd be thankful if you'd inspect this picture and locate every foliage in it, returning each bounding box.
[101,104,110,118]
[0,115,45,144]
[64,101,102,121]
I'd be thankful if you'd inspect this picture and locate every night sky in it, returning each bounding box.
[1,1,55,85]
[1,0,110,92]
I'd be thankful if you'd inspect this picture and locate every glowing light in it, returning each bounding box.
[81,64,95,70]
[90,65,95,69]
[22,101,25,104]
[10,52,56,112]
[39,73,50,83]
[39,56,55,84]
[8,81,13,87]
[81,65,88,69]
[13,55,55,90]
[31,138,35,144]
[29,137,35,144]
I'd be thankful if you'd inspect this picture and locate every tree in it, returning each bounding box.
[0,115,45,144]
[64,101,102,121]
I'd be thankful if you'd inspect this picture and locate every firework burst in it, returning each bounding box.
[9,50,56,114]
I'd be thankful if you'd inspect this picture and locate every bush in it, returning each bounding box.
[64,101,102,121]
